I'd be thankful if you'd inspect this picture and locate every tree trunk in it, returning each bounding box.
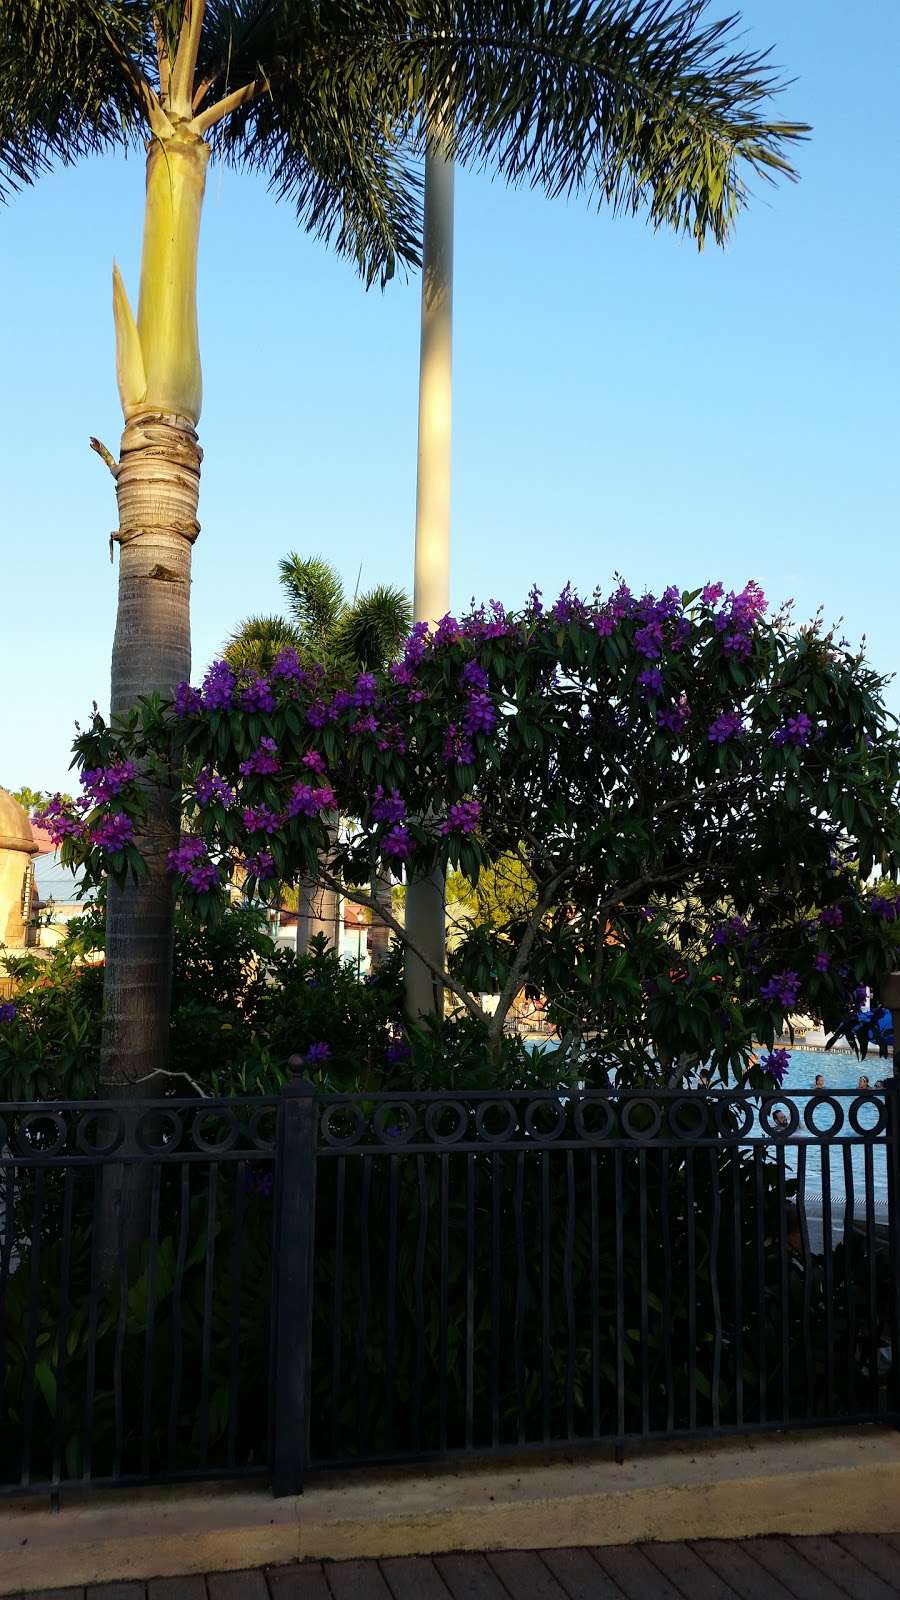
[100,127,209,1092]
[405,125,454,1021]
[96,127,209,1279]
[295,816,341,956]
[368,870,393,968]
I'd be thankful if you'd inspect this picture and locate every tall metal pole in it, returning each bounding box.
[405,123,455,1019]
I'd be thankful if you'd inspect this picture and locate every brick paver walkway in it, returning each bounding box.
[18,1536,900,1599]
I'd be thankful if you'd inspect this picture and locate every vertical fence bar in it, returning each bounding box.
[638,1149,649,1436]
[885,1075,900,1422]
[439,1153,449,1451]
[661,1148,674,1434]
[51,1168,76,1488]
[564,1150,576,1442]
[226,1161,245,1469]
[413,1155,427,1453]
[21,1168,45,1487]
[777,1145,790,1426]
[864,1140,879,1414]
[590,1150,601,1440]
[541,1150,551,1444]
[272,1071,318,1498]
[614,1149,625,1447]
[491,1152,501,1448]
[332,1156,346,1460]
[842,1142,856,1418]
[386,1154,399,1454]
[731,1146,743,1430]
[708,1147,722,1432]
[796,1143,814,1418]
[198,1164,219,1467]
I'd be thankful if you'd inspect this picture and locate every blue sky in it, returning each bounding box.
[1,0,897,796]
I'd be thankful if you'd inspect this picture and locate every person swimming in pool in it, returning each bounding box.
[814,1073,825,1089]
[858,1074,871,1090]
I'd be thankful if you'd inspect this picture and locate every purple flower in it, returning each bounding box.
[240,677,276,714]
[81,761,136,802]
[244,849,276,881]
[302,750,327,774]
[33,796,85,844]
[434,613,462,647]
[702,582,724,605]
[184,859,220,891]
[306,1041,332,1066]
[761,1047,790,1087]
[818,905,843,927]
[168,836,207,871]
[528,584,543,614]
[351,713,379,736]
[760,969,800,1008]
[174,681,203,717]
[372,787,407,825]
[306,700,332,728]
[813,952,830,972]
[634,620,664,659]
[386,1037,412,1065]
[89,812,134,853]
[657,699,691,734]
[389,661,416,687]
[382,825,413,859]
[439,800,481,836]
[0,1002,17,1024]
[774,713,813,748]
[287,783,333,819]
[443,724,474,766]
[271,648,307,682]
[352,671,378,706]
[460,660,489,692]
[242,804,282,835]
[712,917,749,947]
[609,583,635,620]
[463,693,497,736]
[402,620,431,668]
[852,984,869,1009]
[870,894,899,921]
[638,667,663,696]
[707,711,744,744]
[593,612,616,637]
[669,618,692,652]
[195,769,235,809]
[723,632,752,660]
[202,660,236,711]
[239,737,281,777]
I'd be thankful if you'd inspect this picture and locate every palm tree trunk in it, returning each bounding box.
[405,125,454,1020]
[101,127,208,1093]
[295,816,341,955]
[368,870,393,968]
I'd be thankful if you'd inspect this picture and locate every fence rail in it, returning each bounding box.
[1,1080,898,1499]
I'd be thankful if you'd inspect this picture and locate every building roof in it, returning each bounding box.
[0,788,37,854]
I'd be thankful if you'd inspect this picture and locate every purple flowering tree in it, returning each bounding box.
[47,580,900,1086]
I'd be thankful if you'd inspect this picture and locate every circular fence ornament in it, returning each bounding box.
[320,1103,366,1148]
[424,1100,469,1146]
[620,1097,663,1142]
[523,1098,567,1143]
[475,1100,519,1144]
[75,1109,126,1157]
[16,1110,68,1158]
[802,1094,844,1140]
[135,1108,183,1156]
[848,1093,886,1139]
[373,1102,417,1146]
[192,1107,239,1154]
[572,1096,615,1144]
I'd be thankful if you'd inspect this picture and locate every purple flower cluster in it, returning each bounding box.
[443,723,474,767]
[167,835,219,890]
[239,737,280,777]
[240,677,276,714]
[382,825,413,859]
[89,812,134,853]
[760,969,800,1008]
[0,1002,16,1024]
[174,681,203,717]
[818,905,843,927]
[372,787,406,825]
[761,1047,790,1087]
[353,672,378,705]
[638,667,663,696]
[813,952,830,972]
[33,795,84,844]
[462,692,497,736]
[712,917,749,947]
[434,613,463,647]
[386,1036,412,1065]
[351,713,379,736]
[634,620,664,660]
[242,804,283,835]
[708,711,744,743]
[286,784,334,819]
[440,800,481,836]
[870,893,899,921]
[306,1041,332,1066]
[460,660,489,692]
[774,713,813,748]
[714,581,766,660]
[195,768,235,809]
[81,761,136,802]
[852,984,869,1009]
[202,660,235,711]
[271,648,307,683]
[243,849,276,881]
[302,750,327,774]
[657,698,691,734]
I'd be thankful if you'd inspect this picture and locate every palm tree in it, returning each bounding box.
[225,554,411,964]
[2,1,806,1081]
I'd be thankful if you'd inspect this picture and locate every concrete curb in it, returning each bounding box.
[3,1428,900,1596]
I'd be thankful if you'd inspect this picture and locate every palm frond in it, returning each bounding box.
[0,0,154,196]
[278,553,346,653]
[336,584,413,669]
[222,613,304,672]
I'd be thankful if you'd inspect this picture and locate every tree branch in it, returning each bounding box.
[89,436,119,479]
[170,0,207,118]
[488,868,570,1045]
[317,868,490,1028]
[189,78,263,136]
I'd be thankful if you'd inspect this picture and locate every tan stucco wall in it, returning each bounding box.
[0,847,30,949]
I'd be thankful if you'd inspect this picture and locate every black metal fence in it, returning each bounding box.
[1,1079,898,1500]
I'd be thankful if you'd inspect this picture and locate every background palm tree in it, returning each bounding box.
[2,0,806,1081]
[225,554,411,964]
